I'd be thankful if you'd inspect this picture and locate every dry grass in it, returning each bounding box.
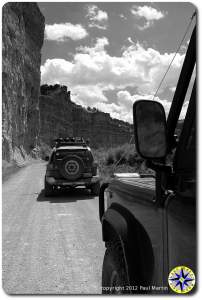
[92,143,154,182]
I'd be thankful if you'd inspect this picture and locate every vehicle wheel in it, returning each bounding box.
[102,242,129,294]
[90,181,100,196]
[59,155,84,180]
[44,180,54,197]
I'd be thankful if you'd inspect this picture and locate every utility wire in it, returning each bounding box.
[152,10,196,100]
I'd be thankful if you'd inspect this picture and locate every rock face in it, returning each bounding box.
[39,85,73,144]
[2,3,45,162]
[72,104,132,148]
[39,85,133,148]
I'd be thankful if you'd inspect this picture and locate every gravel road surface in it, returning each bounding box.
[2,161,105,294]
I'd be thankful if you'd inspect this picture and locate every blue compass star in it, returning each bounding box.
[169,268,194,291]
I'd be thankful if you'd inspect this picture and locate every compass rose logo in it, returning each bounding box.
[168,266,195,294]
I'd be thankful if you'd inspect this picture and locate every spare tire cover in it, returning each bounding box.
[59,155,84,180]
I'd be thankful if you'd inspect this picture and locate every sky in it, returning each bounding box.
[38,2,196,123]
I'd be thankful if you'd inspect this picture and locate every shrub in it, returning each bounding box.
[92,143,153,181]
[114,147,125,164]
[105,152,114,165]
[39,142,52,160]
[127,153,137,166]
[127,152,143,166]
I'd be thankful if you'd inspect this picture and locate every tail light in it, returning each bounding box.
[92,162,98,176]
[48,163,54,170]
[48,163,58,170]
[46,163,58,177]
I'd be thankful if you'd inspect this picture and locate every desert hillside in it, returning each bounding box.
[39,84,133,148]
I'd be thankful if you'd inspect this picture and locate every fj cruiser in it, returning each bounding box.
[44,137,100,196]
[99,25,196,294]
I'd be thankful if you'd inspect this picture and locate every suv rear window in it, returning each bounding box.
[55,148,92,160]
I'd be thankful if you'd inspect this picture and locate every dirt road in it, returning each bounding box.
[2,161,105,294]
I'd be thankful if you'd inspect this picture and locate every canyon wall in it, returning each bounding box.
[2,3,45,162]
[39,85,133,148]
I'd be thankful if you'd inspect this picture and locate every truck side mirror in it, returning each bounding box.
[133,100,167,159]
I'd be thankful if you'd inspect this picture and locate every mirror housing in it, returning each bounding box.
[133,100,167,159]
[45,156,49,161]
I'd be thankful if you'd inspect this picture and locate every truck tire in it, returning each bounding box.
[90,181,100,196]
[102,242,129,294]
[44,180,54,197]
[59,155,84,180]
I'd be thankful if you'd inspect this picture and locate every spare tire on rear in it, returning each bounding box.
[59,155,84,180]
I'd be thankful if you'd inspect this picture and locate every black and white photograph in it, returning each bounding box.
[2,1,196,295]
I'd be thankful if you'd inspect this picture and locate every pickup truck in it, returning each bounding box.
[99,26,196,294]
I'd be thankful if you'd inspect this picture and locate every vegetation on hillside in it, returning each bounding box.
[92,143,154,181]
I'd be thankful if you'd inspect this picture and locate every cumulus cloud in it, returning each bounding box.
[73,85,108,106]
[86,5,108,30]
[45,23,88,41]
[77,37,109,53]
[127,37,135,45]
[41,38,186,122]
[180,39,190,53]
[169,86,176,92]
[116,91,172,122]
[119,14,127,20]
[115,90,189,122]
[131,5,165,30]
[90,91,173,123]
[42,39,184,93]
[96,90,188,123]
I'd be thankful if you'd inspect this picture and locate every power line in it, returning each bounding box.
[152,10,196,101]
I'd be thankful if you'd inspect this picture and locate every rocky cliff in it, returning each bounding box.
[2,3,45,162]
[39,85,133,148]
[39,85,73,144]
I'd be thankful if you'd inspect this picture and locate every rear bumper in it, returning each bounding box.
[45,175,99,186]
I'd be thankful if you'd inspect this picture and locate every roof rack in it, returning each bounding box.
[53,137,88,148]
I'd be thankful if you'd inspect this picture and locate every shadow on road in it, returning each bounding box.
[37,188,94,203]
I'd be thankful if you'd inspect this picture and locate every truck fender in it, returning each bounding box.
[102,207,130,285]
[102,203,154,287]
[99,182,109,221]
